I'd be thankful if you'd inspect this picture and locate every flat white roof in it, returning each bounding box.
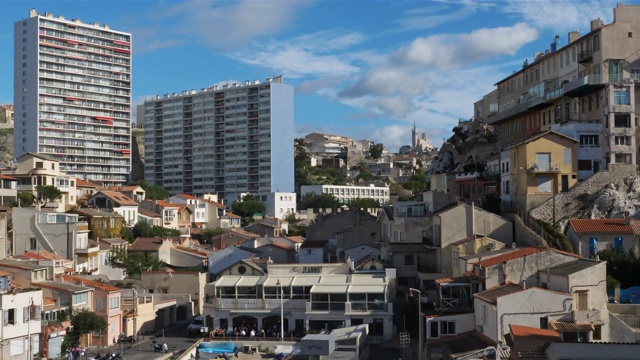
[348,284,386,293]
[263,277,294,287]
[215,276,242,287]
[236,276,261,287]
[320,275,349,284]
[292,276,321,286]
[311,285,349,294]
[351,274,384,285]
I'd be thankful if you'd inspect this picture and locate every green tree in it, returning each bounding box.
[201,227,227,244]
[36,185,62,207]
[132,221,181,238]
[110,247,166,278]
[294,138,311,169]
[300,192,339,210]
[145,185,169,200]
[11,192,35,207]
[346,197,381,209]
[369,143,384,159]
[63,309,107,351]
[598,245,640,289]
[231,195,266,219]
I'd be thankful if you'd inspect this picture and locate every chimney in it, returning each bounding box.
[534,50,542,61]
[591,18,604,31]
[522,280,526,289]
[568,30,581,44]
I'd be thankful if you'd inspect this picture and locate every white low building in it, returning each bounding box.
[204,263,395,343]
[301,184,390,205]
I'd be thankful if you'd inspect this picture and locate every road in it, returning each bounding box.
[87,322,199,360]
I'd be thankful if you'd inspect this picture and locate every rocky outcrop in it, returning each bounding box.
[0,128,13,164]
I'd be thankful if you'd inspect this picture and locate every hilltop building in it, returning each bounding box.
[14,9,132,185]
[143,76,294,202]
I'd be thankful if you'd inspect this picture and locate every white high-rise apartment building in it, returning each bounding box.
[143,76,294,200]
[14,9,132,184]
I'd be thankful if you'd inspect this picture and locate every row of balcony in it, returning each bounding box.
[488,74,632,124]
[206,298,389,313]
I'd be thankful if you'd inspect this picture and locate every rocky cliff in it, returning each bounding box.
[0,128,13,164]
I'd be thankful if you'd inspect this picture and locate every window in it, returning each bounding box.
[540,317,549,329]
[430,321,439,338]
[579,135,598,147]
[578,160,592,171]
[615,153,632,164]
[614,114,630,127]
[96,298,104,311]
[109,296,120,310]
[593,326,602,340]
[29,237,37,250]
[440,321,456,335]
[3,309,16,325]
[614,88,630,105]
[614,136,631,146]
[404,254,414,266]
[73,292,88,305]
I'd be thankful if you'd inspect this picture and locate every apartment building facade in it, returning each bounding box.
[474,4,640,179]
[143,76,294,201]
[14,9,132,185]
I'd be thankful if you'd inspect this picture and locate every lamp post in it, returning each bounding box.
[276,279,284,341]
[27,297,33,360]
[484,342,510,360]
[409,288,422,360]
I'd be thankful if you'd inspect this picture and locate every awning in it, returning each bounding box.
[113,40,130,46]
[263,277,293,287]
[236,277,261,287]
[311,285,349,294]
[550,321,595,332]
[114,48,130,54]
[95,116,113,121]
[215,276,241,287]
[292,276,321,286]
[350,274,385,285]
[348,284,386,293]
[319,275,348,284]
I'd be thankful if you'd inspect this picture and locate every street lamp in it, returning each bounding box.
[484,342,510,360]
[276,279,284,341]
[408,288,423,360]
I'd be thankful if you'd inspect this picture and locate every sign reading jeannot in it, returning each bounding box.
[290,266,322,274]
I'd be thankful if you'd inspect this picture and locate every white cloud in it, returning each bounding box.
[370,125,412,151]
[392,23,539,70]
[231,30,366,79]
[125,0,310,54]
[503,0,615,31]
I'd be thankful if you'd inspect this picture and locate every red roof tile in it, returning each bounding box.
[155,200,178,208]
[138,207,161,217]
[225,211,241,219]
[130,237,169,252]
[97,190,139,206]
[176,194,198,200]
[62,274,121,292]
[550,321,595,332]
[76,178,99,187]
[509,324,563,340]
[568,218,640,235]
[474,247,580,268]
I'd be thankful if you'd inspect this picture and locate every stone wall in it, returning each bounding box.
[530,164,637,224]
[502,213,547,248]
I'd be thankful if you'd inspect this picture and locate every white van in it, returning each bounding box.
[187,316,205,334]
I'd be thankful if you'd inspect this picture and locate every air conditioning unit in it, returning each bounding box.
[476,325,484,332]
[487,243,495,249]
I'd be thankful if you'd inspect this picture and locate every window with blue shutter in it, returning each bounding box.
[589,238,598,256]
[615,237,623,250]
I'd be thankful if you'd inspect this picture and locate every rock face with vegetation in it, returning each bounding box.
[0,128,13,164]
[428,121,499,175]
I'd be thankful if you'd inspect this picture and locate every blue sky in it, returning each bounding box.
[0,0,630,151]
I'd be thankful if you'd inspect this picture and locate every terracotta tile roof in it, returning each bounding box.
[286,235,305,243]
[434,275,479,285]
[172,246,208,257]
[225,211,241,219]
[138,207,161,217]
[62,274,120,292]
[203,199,226,208]
[509,324,563,340]
[130,237,168,252]
[0,174,17,181]
[176,194,198,200]
[473,283,524,304]
[43,296,56,306]
[177,204,191,213]
[155,200,179,208]
[21,250,70,262]
[300,240,329,249]
[475,247,547,267]
[98,190,139,206]
[568,218,640,235]
[258,242,292,251]
[0,269,10,277]
[550,321,595,332]
[105,185,143,192]
[228,229,260,238]
[76,178,99,187]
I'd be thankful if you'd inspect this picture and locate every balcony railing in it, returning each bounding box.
[573,309,601,323]
[527,163,560,173]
